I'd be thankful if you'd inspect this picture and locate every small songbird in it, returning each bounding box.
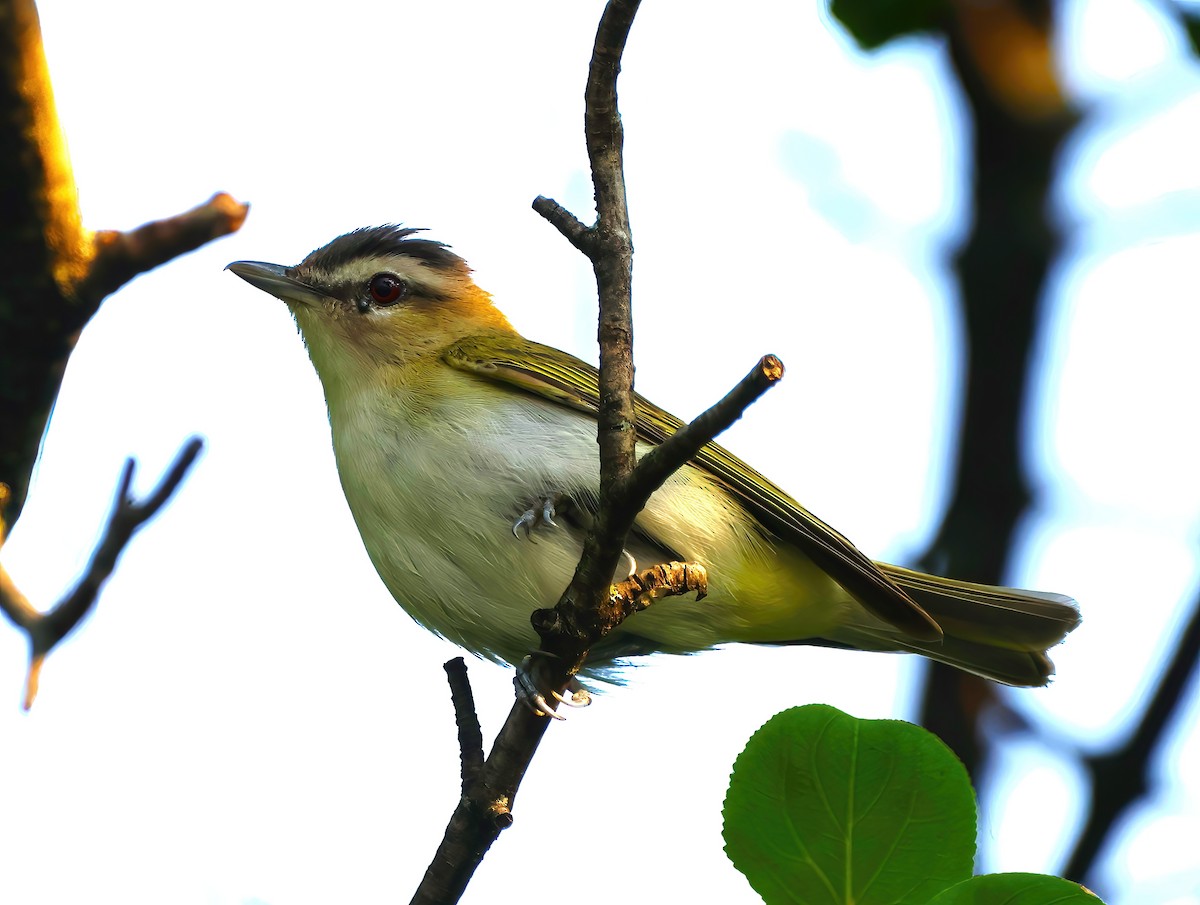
[227,225,1079,692]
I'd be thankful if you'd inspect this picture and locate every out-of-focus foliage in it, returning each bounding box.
[829,0,945,49]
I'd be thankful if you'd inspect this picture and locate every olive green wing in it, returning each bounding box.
[443,333,942,641]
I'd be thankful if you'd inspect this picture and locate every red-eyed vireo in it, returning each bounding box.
[227,225,1079,691]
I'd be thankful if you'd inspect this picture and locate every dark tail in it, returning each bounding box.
[828,564,1081,686]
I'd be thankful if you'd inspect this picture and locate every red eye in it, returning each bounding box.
[368,273,408,306]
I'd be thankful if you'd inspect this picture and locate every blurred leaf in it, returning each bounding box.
[926,872,1104,903]
[1183,11,1200,57]
[829,0,947,50]
[723,704,975,905]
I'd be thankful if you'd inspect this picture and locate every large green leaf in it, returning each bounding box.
[926,872,1102,903]
[723,704,975,905]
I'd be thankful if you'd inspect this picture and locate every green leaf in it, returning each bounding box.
[926,872,1104,903]
[829,0,947,50]
[722,704,975,905]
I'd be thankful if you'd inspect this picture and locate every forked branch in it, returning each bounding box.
[413,2,784,902]
[0,437,204,708]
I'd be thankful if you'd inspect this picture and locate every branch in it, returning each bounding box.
[0,436,204,709]
[1063,592,1200,882]
[0,0,247,521]
[443,658,485,792]
[608,560,709,612]
[413,347,780,901]
[914,1,1074,786]
[630,355,783,502]
[412,3,785,901]
[531,196,592,254]
[74,193,249,308]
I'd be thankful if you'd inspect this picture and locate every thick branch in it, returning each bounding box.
[0,436,203,708]
[0,0,246,521]
[915,0,1073,784]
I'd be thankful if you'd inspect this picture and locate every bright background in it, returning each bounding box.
[2,1,1198,903]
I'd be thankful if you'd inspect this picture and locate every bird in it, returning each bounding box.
[227,225,1079,704]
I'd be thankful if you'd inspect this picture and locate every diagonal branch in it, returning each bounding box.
[1063,591,1200,883]
[0,436,204,709]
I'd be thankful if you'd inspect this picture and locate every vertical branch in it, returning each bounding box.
[411,4,645,902]
[415,4,783,902]
[535,0,644,644]
[586,0,639,497]
[915,0,1073,781]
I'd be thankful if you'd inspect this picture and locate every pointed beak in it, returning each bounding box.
[226,261,326,308]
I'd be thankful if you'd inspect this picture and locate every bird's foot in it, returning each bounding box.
[515,652,592,719]
[511,495,636,577]
[512,494,571,538]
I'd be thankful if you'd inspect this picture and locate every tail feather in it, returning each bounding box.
[829,565,1080,687]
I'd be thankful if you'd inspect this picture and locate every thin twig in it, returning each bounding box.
[631,355,783,501]
[0,436,204,709]
[443,658,485,792]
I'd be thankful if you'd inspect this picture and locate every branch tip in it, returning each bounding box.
[532,195,593,254]
[610,561,708,615]
[630,353,785,505]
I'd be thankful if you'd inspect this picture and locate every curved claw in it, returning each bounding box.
[552,683,592,708]
[514,657,567,720]
[513,497,561,539]
[512,510,537,538]
[531,693,565,720]
[513,654,595,718]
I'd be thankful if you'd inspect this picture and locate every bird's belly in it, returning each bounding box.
[332,397,602,665]
[329,387,855,669]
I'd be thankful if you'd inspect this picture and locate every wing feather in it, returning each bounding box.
[443,334,942,641]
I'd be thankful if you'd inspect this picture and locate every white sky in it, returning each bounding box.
[1,1,1198,903]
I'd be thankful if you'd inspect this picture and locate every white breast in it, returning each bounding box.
[324,367,851,670]
[328,372,604,663]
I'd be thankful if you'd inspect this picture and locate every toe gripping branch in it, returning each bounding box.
[518,560,709,719]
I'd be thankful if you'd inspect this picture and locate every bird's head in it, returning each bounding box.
[228,225,513,392]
